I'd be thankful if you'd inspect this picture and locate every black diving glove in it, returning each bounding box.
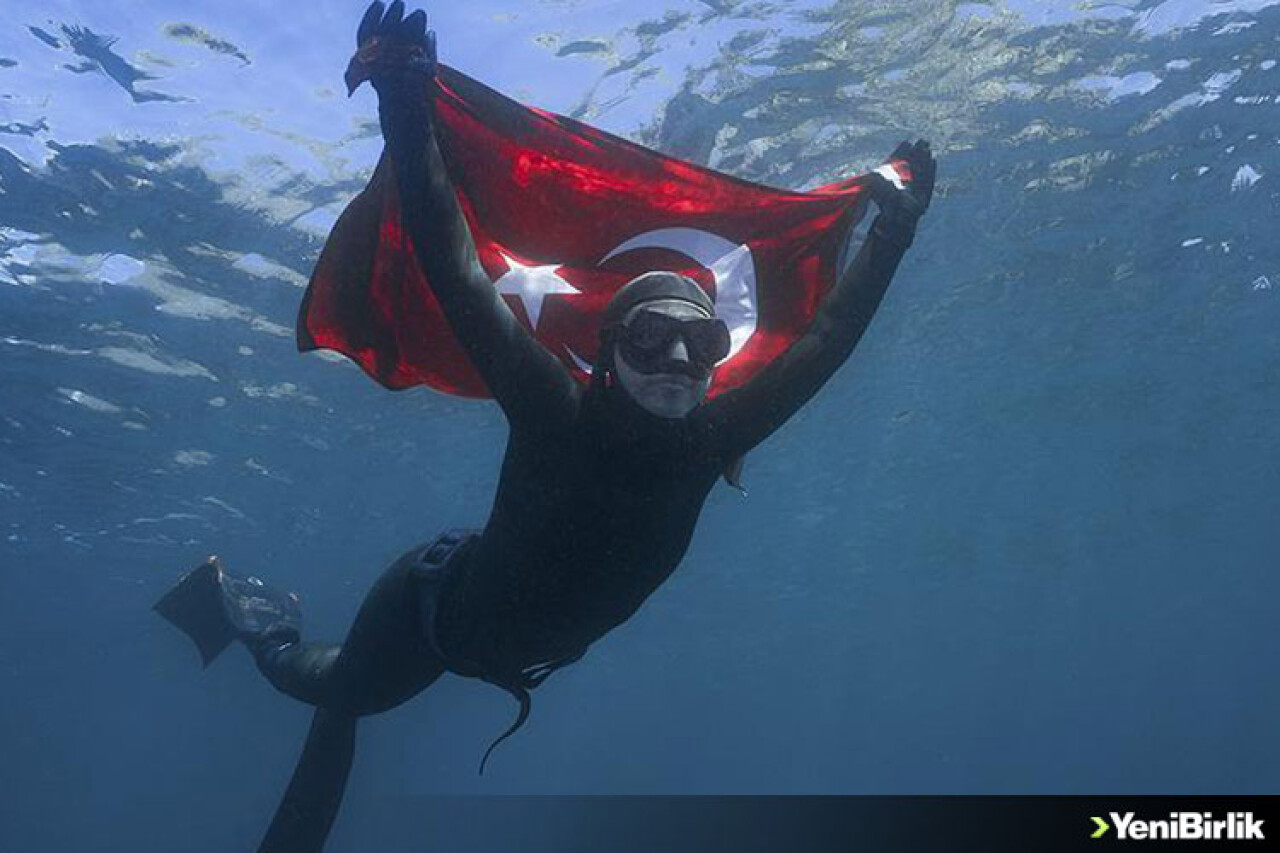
[344,1,438,101]
[866,138,936,251]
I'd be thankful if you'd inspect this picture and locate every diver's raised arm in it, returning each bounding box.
[701,140,936,460]
[347,2,578,430]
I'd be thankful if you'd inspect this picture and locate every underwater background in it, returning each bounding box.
[1,1,1277,850]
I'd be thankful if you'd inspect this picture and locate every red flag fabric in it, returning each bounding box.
[298,65,907,398]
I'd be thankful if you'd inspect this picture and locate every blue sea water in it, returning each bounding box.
[1,1,1277,851]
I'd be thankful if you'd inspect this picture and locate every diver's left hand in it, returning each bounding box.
[866,138,936,250]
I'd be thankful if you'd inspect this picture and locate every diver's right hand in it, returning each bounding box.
[344,1,437,97]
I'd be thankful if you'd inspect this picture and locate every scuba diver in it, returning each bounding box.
[154,3,936,852]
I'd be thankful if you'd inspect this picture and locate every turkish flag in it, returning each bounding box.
[298,65,906,398]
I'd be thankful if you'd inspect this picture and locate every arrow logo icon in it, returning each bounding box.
[1091,816,1111,839]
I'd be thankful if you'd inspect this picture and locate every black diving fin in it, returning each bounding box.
[154,556,302,667]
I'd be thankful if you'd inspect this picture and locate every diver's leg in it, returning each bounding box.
[158,543,454,853]
[248,549,445,853]
[256,708,357,853]
[251,547,454,853]
[252,546,446,715]
[157,547,446,714]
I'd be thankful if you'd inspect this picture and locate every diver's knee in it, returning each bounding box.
[251,636,306,675]
[253,641,344,705]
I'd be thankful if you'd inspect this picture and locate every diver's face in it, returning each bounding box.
[613,299,717,419]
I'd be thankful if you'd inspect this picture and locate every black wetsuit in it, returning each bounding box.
[248,58,915,853]
[436,265,892,676]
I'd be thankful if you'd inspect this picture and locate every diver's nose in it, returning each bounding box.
[667,338,690,362]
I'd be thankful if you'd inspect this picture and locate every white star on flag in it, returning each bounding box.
[492,252,579,330]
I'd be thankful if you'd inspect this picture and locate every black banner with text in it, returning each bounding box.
[344,795,1279,853]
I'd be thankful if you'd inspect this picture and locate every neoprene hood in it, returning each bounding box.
[600,271,714,333]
